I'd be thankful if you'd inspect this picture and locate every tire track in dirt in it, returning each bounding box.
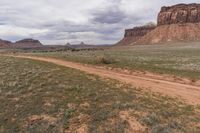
[3,54,200,105]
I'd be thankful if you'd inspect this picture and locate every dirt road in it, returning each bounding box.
[3,54,200,105]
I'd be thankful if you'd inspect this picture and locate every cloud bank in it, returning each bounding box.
[0,0,199,45]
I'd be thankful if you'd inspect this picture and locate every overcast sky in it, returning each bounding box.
[0,0,199,45]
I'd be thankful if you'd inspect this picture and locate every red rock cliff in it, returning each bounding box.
[158,3,200,26]
[116,25,156,45]
[124,26,156,38]
[136,3,200,44]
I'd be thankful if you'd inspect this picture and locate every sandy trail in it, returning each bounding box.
[3,54,200,105]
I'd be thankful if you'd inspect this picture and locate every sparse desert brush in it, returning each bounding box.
[96,56,115,64]
[30,42,200,79]
[141,113,160,127]
[151,125,171,133]
[1,56,200,132]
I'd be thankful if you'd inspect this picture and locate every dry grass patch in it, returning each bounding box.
[0,56,200,133]
[120,111,147,133]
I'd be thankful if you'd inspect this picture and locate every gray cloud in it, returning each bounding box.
[92,7,126,24]
[0,23,6,25]
[0,0,200,45]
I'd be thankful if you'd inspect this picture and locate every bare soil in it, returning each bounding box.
[3,54,200,105]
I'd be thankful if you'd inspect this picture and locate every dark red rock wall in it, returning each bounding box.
[124,26,156,38]
[158,3,200,26]
[116,26,156,45]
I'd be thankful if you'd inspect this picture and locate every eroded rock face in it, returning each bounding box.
[14,38,43,48]
[0,39,12,48]
[137,23,200,44]
[116,26,156,45]
[117,3,200,45]
[124,26,156,38]
[158,3,200,26]
[136,3,200,44]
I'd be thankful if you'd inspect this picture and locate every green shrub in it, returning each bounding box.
[141,113,160,126]
[96,56,115,64]
[151,125,171,133]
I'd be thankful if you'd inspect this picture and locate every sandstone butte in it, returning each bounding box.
[0,38,44,48]
[14,38,43,48]
[117,3,200,45]
[116,25,156,45]
[0,39,12,48]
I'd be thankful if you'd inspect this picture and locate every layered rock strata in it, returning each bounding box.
[14,39,43,48]
[116,26,156,45]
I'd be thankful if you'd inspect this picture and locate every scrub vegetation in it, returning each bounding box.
[26,42,200,80]
[0,56,200,133]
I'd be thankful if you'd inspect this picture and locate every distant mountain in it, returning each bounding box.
[66,42,112,49]
[0,38,112,50]
[14,38,44,48]
[0,39,12,48]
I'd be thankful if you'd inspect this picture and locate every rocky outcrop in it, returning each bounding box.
[0,39,12,48]
[137,23,200,44]
[124,26,156,38]
[116,25,156,45]
[158,3,200,26]
[14,38,43,48]
[136,3,200,44]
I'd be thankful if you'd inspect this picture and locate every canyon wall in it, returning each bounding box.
[137,3,200,45]
[116,25,156,45]
[124,26,156,38]
[158,3,200,26]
